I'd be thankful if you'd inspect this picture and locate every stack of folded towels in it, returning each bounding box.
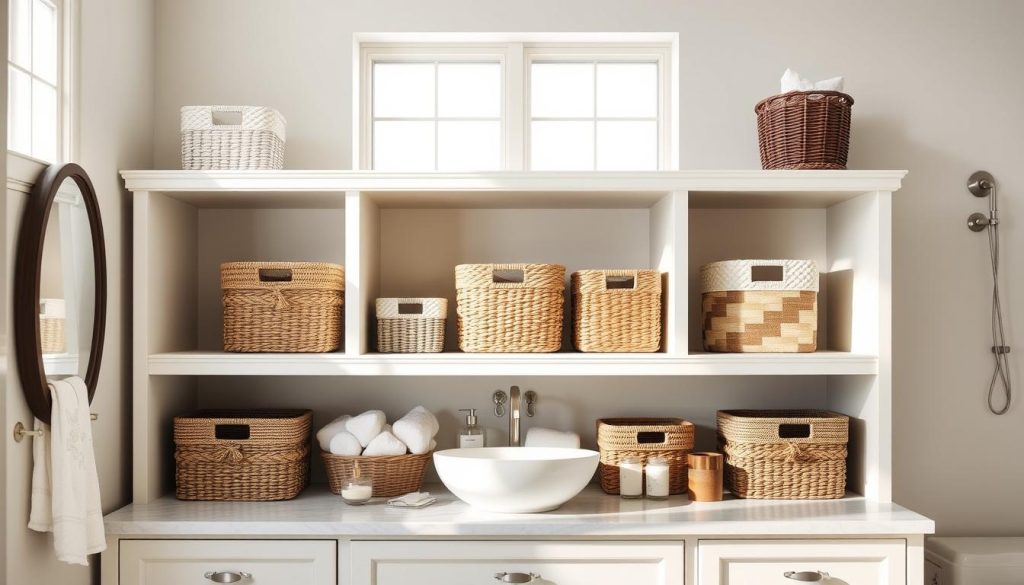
[316,406,439,456]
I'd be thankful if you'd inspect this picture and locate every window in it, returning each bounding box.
[8,0,63,162]
[357,35,676,171]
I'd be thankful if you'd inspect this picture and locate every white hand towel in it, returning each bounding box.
[524,427,581,449]
[362,430,408,456]
[345,410,386,448]
[392,406,438,455]
[28,377,105,566]
[316,414,351,451]
[327,430,362,456]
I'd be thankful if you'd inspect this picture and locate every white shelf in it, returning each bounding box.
[147,350,877,377]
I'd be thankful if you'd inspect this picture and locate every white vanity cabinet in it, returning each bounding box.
[698,539,907,584]
[118,540,336,585]
[350,541,685,585]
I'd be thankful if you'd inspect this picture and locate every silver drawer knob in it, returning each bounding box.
[785,570,830,582]
[494,571,541,583]
[204,571,252,583]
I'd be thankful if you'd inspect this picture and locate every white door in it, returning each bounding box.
[698,539,906,585]
[120,540,336,585]
[350,540,684,585]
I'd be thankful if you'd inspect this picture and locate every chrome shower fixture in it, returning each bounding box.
[967,170,998,232]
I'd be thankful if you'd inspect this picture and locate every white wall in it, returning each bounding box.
[3,0,153,582]
[150,0,1024,535]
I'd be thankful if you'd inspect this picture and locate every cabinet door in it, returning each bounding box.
[698,539,906,585]
[120,539,336,585]
[350,541,684,585]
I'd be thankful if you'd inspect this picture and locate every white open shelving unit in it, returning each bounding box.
[124,169,900,508]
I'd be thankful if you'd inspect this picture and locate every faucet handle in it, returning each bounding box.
[525,391,537,417]
[492,390,507,417]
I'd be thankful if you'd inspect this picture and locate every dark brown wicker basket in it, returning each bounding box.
[174,409,312,501]
[755,91,854,170]
[321,450,431,497]
[596,417,695,495]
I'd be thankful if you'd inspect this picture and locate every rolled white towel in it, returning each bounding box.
[429,439,437,451]
[524,427,580,449]
[316,415,351,451]
[393,406,439,455]
[346,410,386,447]
[362,430,408,456]
[328,431,362,456]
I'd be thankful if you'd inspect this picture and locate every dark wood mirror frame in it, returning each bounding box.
[14,163,107,424]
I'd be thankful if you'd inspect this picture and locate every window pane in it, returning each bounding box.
[373,120,434,171]
[10,0,32,69]
[32,79,57,161]
[437,63,500,118]
[437,121,500,171]
[32,0,58,83]
[9,67,32,154]
[373,63,434,118]
[596,63,657,118]
[530,121,594,170]
[596,121,657,171]
[530,63,593,118]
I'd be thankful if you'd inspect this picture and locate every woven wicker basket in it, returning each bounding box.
[755,91,853,170]
[456,263,565,353]
[40,317,65,354]
[321,451,431,497]
[221,262,344,353]
[701,259,818,353]
[181,105,286,170]
[572,270,662,352]
[717,410,848,500]
[376,298,447,353]
[174,409,312,501]
[596,418,695,495]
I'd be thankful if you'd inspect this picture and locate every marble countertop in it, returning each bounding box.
[104,485,934,537]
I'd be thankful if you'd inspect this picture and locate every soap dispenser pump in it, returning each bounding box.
[457,408,485,448]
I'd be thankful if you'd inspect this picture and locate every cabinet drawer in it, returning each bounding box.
[351,541,683,585]
[699,539,906,585]
[119,540,336,585]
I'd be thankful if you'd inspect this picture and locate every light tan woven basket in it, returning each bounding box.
[456,263,565,353]
[717,409,848,500]
[40,317,65,354]
[181,105,286,170]
[221,262,344,353]
[572,269,662,352]
[701,259,818,353]
[376,298,447,353]
[174,409,312,501]
[596,417,695,495]
[321,451,432,497]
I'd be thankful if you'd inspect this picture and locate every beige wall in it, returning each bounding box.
[148,0,1024,535]
[3,0,153,582]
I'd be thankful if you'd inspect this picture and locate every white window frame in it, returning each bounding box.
[7,0,75,173]
[354,33,678,171]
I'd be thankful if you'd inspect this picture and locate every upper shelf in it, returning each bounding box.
[121,170,906,209]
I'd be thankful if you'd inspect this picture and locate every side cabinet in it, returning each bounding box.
[350,540,685,585]
[119,540,336,585]
[698,539,907,585]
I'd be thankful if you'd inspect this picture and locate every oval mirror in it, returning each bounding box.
[14,163,107,424]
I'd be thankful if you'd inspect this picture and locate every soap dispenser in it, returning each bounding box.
[457,408,485,448]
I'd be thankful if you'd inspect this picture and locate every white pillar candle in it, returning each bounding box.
[619,457,643,499]
[645,457,670,500]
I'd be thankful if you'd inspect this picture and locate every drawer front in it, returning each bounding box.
[699,539,906,585]
[120,540,336,585]
[351,541,684,585]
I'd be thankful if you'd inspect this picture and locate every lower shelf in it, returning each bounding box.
[147,350,879,376]
[104,484,932,537]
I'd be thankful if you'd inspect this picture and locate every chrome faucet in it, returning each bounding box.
[493,386,537,446]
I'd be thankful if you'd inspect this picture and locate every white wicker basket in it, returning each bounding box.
[376,298,447,353]
[181,106,286,170]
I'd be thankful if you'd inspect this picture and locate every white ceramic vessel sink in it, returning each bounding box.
[433,447,599,513]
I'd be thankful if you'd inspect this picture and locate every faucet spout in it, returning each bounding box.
[508,385,521,446]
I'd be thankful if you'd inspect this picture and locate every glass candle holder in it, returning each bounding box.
[340,477,373,505]
[619,456,643,499]
[645,456,670,500]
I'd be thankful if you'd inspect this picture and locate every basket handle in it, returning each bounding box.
[209,106,245,127]
[492,268,525,284]
[214,424,251,440]
[636,431,667,444]
[604,272,637,290]
[398,302,424,315]
[258,268,293,283]
[778,423,811,439]
[750,265,784,283]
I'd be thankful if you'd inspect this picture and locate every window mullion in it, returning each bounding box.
[433,61,439,171]
[505,42,525,170]
[591,60,597,171]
